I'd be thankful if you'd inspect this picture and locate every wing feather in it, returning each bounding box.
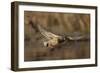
[37,25,61,40]
[66,33,90,41]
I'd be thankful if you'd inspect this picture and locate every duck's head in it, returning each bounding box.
[58,37,66,43]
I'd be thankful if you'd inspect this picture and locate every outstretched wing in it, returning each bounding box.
[67,36,86,40]
[30,21,89,41]
[37,25,62,40]
[65,32,90,41]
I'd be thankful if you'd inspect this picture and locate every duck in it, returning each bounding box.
[30,21,89,49]
[37,24,66,48]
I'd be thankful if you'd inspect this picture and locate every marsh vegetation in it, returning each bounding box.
[24,11,90,61]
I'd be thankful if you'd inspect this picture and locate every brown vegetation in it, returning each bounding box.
[24,11,90,61]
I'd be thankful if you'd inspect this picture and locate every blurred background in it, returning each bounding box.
[24,11,90,61]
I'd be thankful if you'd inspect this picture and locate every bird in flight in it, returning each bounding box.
[37,25,66,48]
[30,21,90,49]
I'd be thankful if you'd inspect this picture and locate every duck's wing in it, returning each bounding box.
[67,36,86,40]
[65,32,90,41]
[37,25,62,40]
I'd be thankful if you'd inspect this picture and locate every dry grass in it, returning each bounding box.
[24,11,90,61]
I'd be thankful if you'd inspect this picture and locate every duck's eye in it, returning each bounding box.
[44,42,48,47]
[58,38,66,43]
[46,43,48,47]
